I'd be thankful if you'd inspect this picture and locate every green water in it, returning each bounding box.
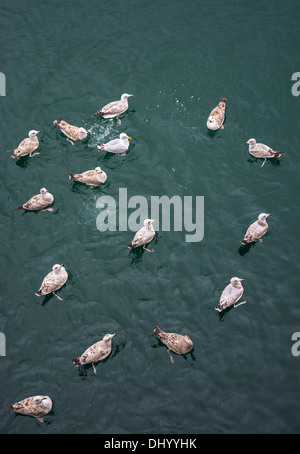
[1,0,300,434]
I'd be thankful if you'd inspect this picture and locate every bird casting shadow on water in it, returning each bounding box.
[247,157,281,168]
[15,156,31,168]
[128,236,158,264]
[77,343,125,377]
[151,339,196,364]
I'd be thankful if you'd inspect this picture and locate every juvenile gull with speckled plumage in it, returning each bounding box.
[68,166,107,187]
[15,188,54,212]
[215,277,246,312]
[5,395,52,423]
[53,117,89,145]
[35,264,68,301]
[206,97,227,131]
[127,219,157,252]
[241,213,272,245]
[151,323,193,363]
[245,138,284,167]
[6,130,41,159]
[92,93,133,124]
[72,333,117,375]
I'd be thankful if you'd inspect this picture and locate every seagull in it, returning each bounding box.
[97,133,132,156]
[127,219,157,252]
[72,333,117,375]
[92,93,133,124]
[151,323,193,364]
[215,277,246,312]
[206,97,227,130]
[68,166,107,187]
[6,130,41,159]
[35,264,68,301]
[241,213,272,245]
[245,138,284,167]
[15,188,54,212]
[5,395,52,423]
[53,117,89,145]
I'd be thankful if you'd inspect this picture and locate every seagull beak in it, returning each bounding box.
[245,141,249,144]
[129,94,134,97]
[127,136,132,140]
[60,264,64,267]
[240,278,246,281]
[267,213,272,217]
[151,219,157,223]
[37,131,41,134]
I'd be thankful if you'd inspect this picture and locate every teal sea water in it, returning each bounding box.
[1,0,300,434]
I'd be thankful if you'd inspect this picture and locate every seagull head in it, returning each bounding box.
[78,127,88,139]
[52,264,64,273]
[103,333,117,342]
[258,213,272,221]
[121,93,133,100]
[120,133,132,141]
[230,277,245,288]
[245,138,256,146]
[28,130,41,138]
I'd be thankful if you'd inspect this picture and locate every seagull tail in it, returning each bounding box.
[97,143,105,151]
[127,242,134,250]
[220,97,227,103]
[152,323,162,337]
[240,239,248,245]
[4,402,14,411]
[72,357,81,367]
[275,151,284,157]
[68,173,77,181]
[215,304,223,312]
[92,110,104,117]
[35,290,43,297]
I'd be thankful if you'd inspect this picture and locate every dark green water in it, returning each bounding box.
[1,0,300,434]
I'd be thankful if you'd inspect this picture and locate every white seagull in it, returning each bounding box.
[97,133,132,156]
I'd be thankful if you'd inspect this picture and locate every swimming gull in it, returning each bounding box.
[215,277,246,312]
[5,395,52,423]
[72,333,117,375]
[127,219,157,252]
[241,213,272,245]
[53,117,89,145]
[6,130,41,159]
[206,97,227,131]
[245,138,284,167]
[35,264,68,301]
[68,166,107,187]
[92,93,133,124]
[15,188,54,212]
[97,133,132,156]
[151,323,193,364]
